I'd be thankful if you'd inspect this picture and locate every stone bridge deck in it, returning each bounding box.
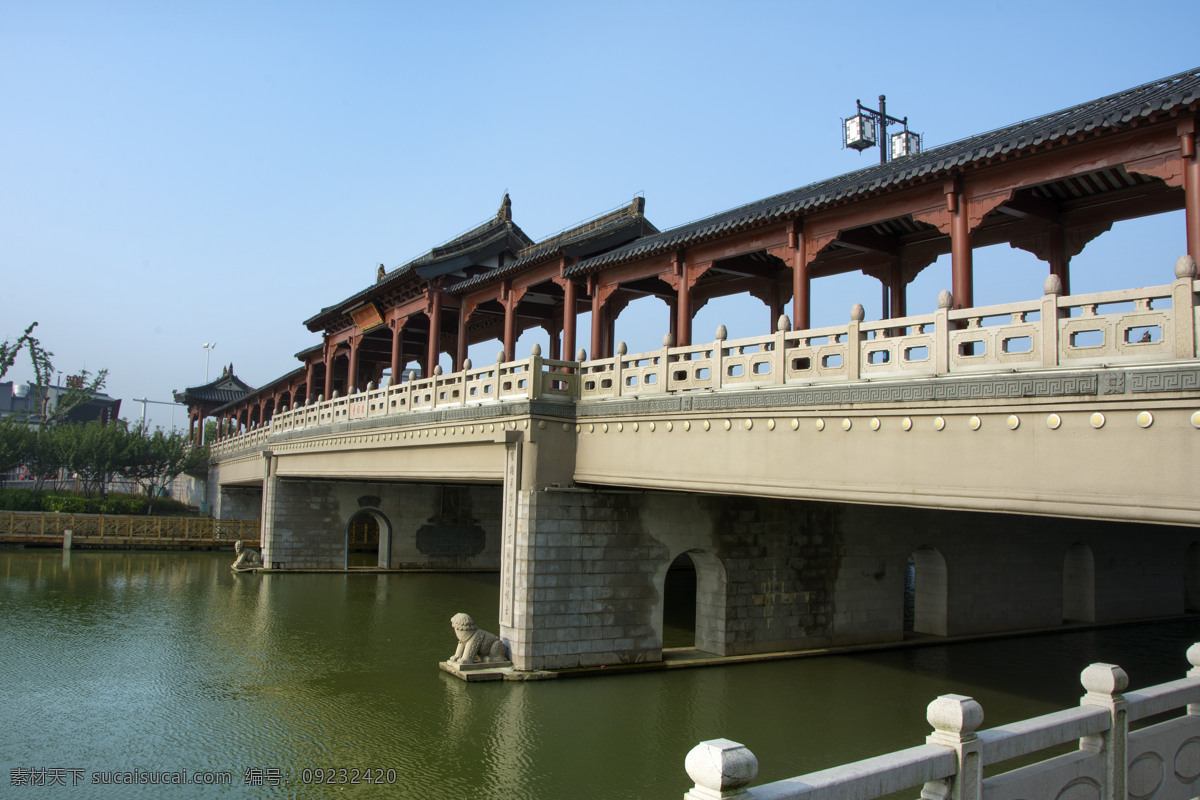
[211,270,1200,526]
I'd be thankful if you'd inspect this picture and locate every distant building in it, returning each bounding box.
[0,380,121,426]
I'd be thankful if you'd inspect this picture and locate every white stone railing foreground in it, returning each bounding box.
[684,644,1200,800]
[209,260,1200,458]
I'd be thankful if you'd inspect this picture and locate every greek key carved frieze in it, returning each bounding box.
[1130,367,1200,393]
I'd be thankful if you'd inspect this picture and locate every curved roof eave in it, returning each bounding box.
[565,66,1200,277]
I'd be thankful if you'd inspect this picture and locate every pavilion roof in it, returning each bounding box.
[566,66,1200,276]
[172,365,255,406]
[449,197,658,294]
[304,194,533,331]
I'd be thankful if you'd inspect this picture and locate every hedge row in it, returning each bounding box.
[0,489,195,516]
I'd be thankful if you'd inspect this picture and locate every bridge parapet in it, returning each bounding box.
[684,643,1200,800]
[580,269,1199,399]
[209,262,1200,460]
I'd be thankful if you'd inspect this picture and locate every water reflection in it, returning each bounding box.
[2,549,1198,799]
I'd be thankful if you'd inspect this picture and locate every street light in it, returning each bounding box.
[843,95,920,165]
[202,342,217,382]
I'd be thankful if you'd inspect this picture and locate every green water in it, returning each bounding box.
[3,549,1199,799]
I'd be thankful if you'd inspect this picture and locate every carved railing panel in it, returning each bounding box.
[208,265,1200,458]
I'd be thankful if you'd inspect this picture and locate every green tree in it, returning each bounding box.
[23,331,107,430]
[22,425,68,491]
[59,420,136,497]
[0,322,38,381]
[0,417,32,487]
[121,426,208,513]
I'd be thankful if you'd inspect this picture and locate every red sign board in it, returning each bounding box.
[351,303,384,331]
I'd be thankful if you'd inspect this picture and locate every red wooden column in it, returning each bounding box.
[305,362,315,402]
[1183,120,1200,261]
[1047,225,1071,296]
[347,335,360,393]
[790,222,811,330]
[426,290,443,375]
[947,179,974,309]
[502,283,516,362]
[454,307,468,370]
[322,343,334,400]
[562,276,577,361]
[390,320,404,383]
[589,275,601,360]
[889,258,905,318]
[674,251,691,346]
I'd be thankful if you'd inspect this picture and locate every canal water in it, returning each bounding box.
[4,549,1199,799]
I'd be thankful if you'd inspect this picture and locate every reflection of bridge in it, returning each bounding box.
[188,69,1200,673]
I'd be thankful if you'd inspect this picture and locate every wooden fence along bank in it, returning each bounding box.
[1,511,260,549]
[683,643,1200,800]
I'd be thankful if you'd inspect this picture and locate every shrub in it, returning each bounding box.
[42,494,88,514]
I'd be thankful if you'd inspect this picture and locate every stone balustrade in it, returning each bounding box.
[209,259,1200,459]
[684,643,1200,800]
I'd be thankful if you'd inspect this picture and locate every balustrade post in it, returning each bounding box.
[659,335,673,393]
[1184,643,1200,717]
[923,694,984,800]
[683,739,758,800]
[529,344,543,400]
[713,326,727,390]
[847,305,865,381]
[934,291,952,374]
[1173,255,1198,359]
[1079,663,1129,800]
[1042,274,1064,367]
[774,315,790,385]
[614,342,626,398]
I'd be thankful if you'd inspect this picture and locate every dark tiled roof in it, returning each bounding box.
[449,197,659,294]
[173,368,254,406]
[210,366,306,415]
[304,195,533,330]
[567,66,1200,276]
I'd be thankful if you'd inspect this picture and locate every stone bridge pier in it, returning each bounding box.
[502,452,1200,672]
[254,466,503,571]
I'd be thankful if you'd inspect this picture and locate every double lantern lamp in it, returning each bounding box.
[843,95,920,164]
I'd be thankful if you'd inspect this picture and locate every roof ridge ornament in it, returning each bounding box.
[498,193,512,222]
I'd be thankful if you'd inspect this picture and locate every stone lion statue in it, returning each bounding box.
[231,540,263,572]
[448,613,508,665]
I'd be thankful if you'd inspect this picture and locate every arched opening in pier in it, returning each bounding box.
[1185,542,1200,612]
[1062,542,1096,623]
[660,550,727,656]
[662,552,697,649]
[904,547,947,637]
[345,509,390,569]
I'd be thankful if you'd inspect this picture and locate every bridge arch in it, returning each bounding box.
[1062,542,1096,623]
[345,507,392,570]
[904,546,948,637]
[658,549,727,657]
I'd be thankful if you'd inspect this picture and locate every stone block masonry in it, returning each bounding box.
[261,477,502,570]
[502,486,1200,672]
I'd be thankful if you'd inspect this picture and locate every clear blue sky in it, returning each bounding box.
[2,1,1195,431]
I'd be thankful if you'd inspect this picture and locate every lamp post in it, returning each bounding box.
[843,95,920,164]
[202,342,217,382]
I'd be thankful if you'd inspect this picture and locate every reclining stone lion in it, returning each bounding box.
[448,613,508,665]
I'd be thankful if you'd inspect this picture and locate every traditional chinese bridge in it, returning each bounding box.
[180,68,1200,673]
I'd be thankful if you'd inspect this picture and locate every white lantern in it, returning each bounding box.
[844,113,876,151]
[890,129,921,159]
